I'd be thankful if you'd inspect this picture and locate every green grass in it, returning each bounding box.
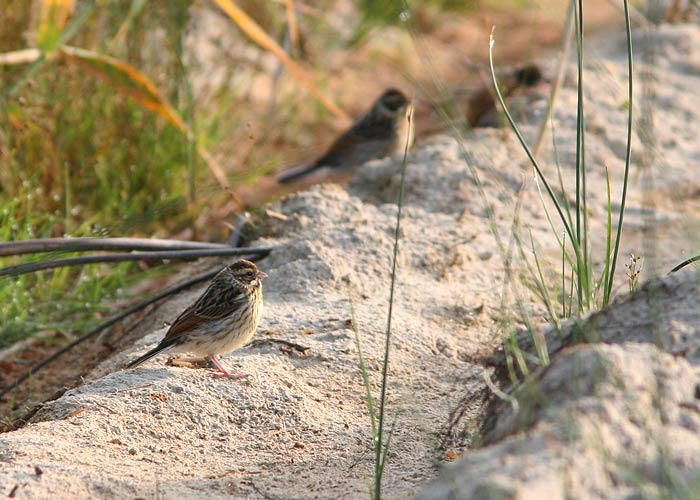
[0,196,166,348]
[0,2,199,348]
[488,0,633,321]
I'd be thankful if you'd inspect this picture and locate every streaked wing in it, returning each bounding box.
[161,269,248,342]
[193,283,248,319]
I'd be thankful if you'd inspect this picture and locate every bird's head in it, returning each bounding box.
[514,64,544,87]
[229,259,268,288]
[375,88,410,117]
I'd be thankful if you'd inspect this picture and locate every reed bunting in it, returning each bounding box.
[466,63,544,128]
[126,259,267,379]
[277,88,413,184]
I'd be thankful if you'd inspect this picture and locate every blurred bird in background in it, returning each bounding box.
[466,63,545,128]
[277,88,413,184]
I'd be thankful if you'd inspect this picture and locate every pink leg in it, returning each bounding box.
[208,355,249,380]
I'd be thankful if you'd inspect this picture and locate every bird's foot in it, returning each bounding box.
[208,367,249,380]
[207,355,249,380]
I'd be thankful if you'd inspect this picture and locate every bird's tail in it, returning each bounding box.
[126,338,177,369]
[276,164,318,184]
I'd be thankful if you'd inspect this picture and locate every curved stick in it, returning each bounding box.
[0,246,273,277]
[0,237,230,257]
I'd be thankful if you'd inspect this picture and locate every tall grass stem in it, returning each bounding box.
[374,105,413,500]
[604,0,634,303]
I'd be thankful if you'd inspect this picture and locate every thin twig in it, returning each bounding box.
[0,246,273,277]
[0,237,229,257]
[247,338,310,353]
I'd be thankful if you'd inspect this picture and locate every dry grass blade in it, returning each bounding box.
[0,49,42,66]
[58,45,186,131]
[212,0,350,123]
[58,45,236,203]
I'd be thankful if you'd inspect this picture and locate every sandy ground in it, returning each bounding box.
[2,19,700,500]
[417,272,700,499]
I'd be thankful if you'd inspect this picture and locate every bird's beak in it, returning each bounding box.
[258,271,268,280]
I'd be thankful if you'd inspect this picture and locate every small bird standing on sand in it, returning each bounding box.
[126,259,267,380]
[466,63,544,128]
[277,88,413,184]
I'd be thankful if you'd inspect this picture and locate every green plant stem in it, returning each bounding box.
[562,231,566,318]
[605,0,634,303]
[602,167,613,300]
[574,0,589,312]
[532,0,576,158]
[670,255,700,273]
[374,107,412,500]
[487,30,585,298]
[349,300,377,439]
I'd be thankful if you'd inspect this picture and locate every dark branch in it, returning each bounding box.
[0,246,273,277]
[0,237,230,257]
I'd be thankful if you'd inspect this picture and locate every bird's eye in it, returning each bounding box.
[246,271,255,278]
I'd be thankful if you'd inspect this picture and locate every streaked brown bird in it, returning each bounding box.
[277,88,413,184]
[126,259,267,379]
[466,63,544,128]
